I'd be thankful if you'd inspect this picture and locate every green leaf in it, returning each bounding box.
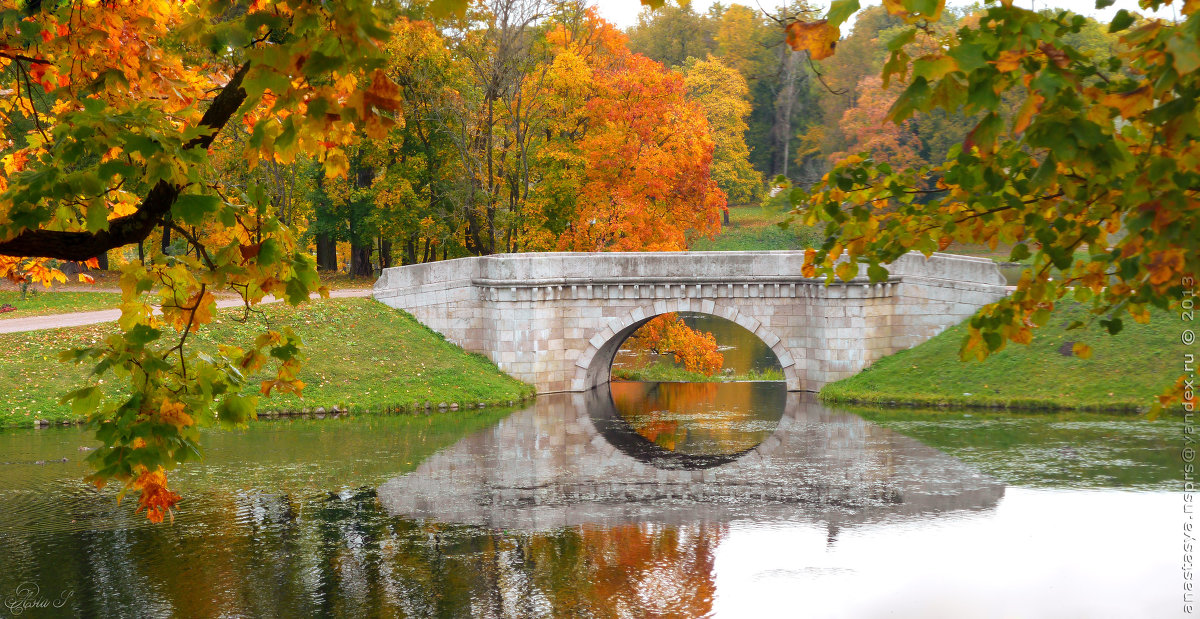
[218,394,258,426]
[1030,152,1056,189]
[1101,317,1123,335]
[888,28,917,52]
[174,194,222,226]
[910,0,941,19]
[950,42,987,73]
[889,77,930,121]
[867,263,890,282]
[1108,10,1134,33]
[257,239,283,266]
[61,386,101,417]
[1009,243,1031,262]
[86,203,109,232]
[827,0,861,28]
[126,324,162,346]
[302,51,345,76]
[285,277,311,305]
[913,55,958,81]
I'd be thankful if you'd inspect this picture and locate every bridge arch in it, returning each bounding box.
[571,301,800,392]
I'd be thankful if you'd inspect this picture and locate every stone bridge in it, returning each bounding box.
[372,251,1008,393]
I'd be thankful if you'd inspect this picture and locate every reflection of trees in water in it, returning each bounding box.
[3,486,727,617]
[526,522,725,618]
[611,381,783,455]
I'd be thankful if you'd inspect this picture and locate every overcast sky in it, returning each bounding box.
[591,0,1180,30]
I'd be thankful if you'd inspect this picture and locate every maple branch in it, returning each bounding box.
[0,50,51,65]
[0,61,252,261]
[164,220,216,271]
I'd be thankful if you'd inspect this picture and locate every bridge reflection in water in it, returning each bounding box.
[378,387,1005,531]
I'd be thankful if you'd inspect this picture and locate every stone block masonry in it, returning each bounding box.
[372,251,1009,393]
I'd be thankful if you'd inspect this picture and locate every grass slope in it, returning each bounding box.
[691,205,819,251]
[0,298,534,428]
[821,303,1180,412]
[0,290,120,319]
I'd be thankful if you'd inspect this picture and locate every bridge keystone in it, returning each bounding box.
[373,251,1008,393]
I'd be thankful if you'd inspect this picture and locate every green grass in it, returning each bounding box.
[0,290,120,319]
[820,303,1181,412]
[0,298,534,428]
[691,205,820,251]
[612,360,785,383]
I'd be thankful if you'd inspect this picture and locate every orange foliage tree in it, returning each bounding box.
[523,11,726,252]
[625,313,724,376]
[835,75,924,169]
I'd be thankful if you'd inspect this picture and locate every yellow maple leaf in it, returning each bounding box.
[994,50,1027,73]
[1013,93,1045,134]
[786,20,839,61]
[169,291,216,332]
[157,399,194,429]
[835,260,858,281]
[324,149,349,179]
[1101,84,1154,119]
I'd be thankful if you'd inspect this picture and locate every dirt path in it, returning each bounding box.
[0,288,373,335]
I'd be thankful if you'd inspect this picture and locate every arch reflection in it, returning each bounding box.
[593,382,787,469]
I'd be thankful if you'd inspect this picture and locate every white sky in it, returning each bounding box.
[592,0,1181,30]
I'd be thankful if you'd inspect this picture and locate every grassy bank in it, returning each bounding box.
[691,205,819,251]
[0,298,534,428]
[0,290,120,319]
[612,360,784,383]
[820,303,1180,412]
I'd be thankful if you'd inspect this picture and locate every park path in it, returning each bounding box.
[0,288,373,335]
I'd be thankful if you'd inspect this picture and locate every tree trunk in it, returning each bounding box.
[160,223,172,255]
[349,242,373,277]
[316,232,337,272]
[771,50,800,178]
[404,237,417,266]
[94,252,109,271]
[379,238,393,270]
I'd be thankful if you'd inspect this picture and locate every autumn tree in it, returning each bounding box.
[0,0,408,519]
[526,11,725,252]
[557,52,725,250]
[683,55,764,209]
[786,0,1199,414]
[834,75,924,169]
[626,2,716,69]
[624,313,724,376]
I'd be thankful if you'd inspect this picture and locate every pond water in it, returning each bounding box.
[0,385,1180,618]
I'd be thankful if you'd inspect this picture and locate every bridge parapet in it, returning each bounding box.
[373,251,1008,393]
